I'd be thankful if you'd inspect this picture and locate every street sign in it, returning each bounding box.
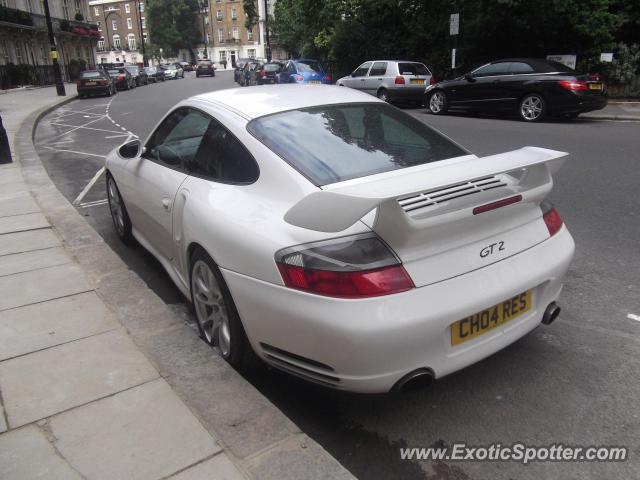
[450,13,459,36]
[600,53,613,62]
[546,54,577,69]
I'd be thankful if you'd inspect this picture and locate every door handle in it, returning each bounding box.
[493,80,501,84]
[161,197,171,211]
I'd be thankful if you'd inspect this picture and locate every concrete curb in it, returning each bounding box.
[14,99,354,479]
[581,114,640,121]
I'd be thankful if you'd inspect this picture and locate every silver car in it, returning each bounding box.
[337,60,433,104]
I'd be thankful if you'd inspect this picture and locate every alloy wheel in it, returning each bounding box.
[377,89,388,102]
[520,95,544,121]
[430,92,445,113]
[107,177,125,236]
[192,260,232,357]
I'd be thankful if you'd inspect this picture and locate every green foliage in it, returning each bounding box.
[273,0,638,81]
[609,43,640,84]
[244,0,258,30]
[74,12,84,21]
[147,0,201,56]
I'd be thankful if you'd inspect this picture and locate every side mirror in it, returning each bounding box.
[118,139,142,159]
[464,73,475,81]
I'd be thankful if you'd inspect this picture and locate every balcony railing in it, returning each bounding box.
[0,7,99,38]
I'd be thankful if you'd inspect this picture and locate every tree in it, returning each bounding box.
[147,0,201,59]
[244,0,259,31]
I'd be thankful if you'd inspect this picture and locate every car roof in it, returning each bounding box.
[489,58,572,71]
[193,84,382,120]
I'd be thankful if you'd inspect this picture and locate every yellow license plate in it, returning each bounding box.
[589,83,602,90]
[410,79,425,84]
[451,290,532,346]
[309,80,321,84]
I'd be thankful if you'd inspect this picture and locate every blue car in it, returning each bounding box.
[278,59,331,84]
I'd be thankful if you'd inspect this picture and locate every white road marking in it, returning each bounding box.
[55,115,107,138]
[41,146,106,158]
[49,122,126,135]
[79,199,108,208]
[105,134,129,139]
[627,313,640,322]
[73,166,106,205]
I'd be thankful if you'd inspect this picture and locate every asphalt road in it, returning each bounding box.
[34,72,640,480]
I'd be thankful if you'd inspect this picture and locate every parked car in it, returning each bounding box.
[251,62,282,85]
[234,58,251,83]
[179,61,193,72]
[424,58,608,122]
[239,61,261,86]
[126,65,148,86]
[144,66,164,83]
[107,68,136,90]
[76,69,116,98]
[337,60,433,104]
[277,59,331,85]
[196,60,216,77]
[105,85,574,393]
[164,64,184,79]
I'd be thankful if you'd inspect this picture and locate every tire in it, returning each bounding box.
[190,247,258,373]
[105,88,111,97]
[519,93,546,122]
[377,88,389,102]
[106,173,134,245]
[428,90,448,114]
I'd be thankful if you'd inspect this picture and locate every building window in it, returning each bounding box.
[216,9,222,20]
[139,3,144,13]
[247,29,252,41]
[1,39,10,65]
[113,35,121,49]
[143,33,148,44]
[98,39,105,50]
[232,27,238,39]
[15,41,23,64]
[74,0,81,16]
[247,49,255,58]
[127,18,132,29]
[26,0,33,12]
[231,8,237,19]
[62,0,70,20]
[218,28,224,42]
[97,21,101,31]
[219,51,227,62]
[204,16,209,25]
[141,17,145,28]
[41,42,48,64]
[124,3,130,13]
[112,20,117,31]
[94,6,99,16]
[206,33,210,44]
[131,54,137,63]
[128,34,136,50]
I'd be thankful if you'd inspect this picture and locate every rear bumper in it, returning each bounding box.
[223,226,575,393]
[387,86,425,102]
[257,77,278,84]
[77,85,110,95]
[550,92,608,114]
[196,70,215,76]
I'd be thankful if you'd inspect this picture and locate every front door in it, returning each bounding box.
[121,107,210,260]
[343,62,371,90]
[230,51,236,68]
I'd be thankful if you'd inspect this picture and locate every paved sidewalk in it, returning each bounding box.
[0,87,354,479]
[582,101,640,121]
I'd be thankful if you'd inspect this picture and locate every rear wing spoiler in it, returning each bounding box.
[284,147,568,232]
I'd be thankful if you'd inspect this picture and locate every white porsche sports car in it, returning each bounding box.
[105,85,575,393]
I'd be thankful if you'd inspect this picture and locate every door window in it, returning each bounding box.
[369,62,388,76]
[191,118,259,184]
[472,63,510,77]
[508,62,535,74]
[145,108,211,170]
[352,62,372,77]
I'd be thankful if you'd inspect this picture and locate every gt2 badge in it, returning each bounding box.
[480,241,505,258]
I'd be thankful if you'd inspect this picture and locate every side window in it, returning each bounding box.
[145,108,211,170]
[509,62,535,74]
[472,63,509,77]
[191,118,259,184]
[369,62,388,76]
[352,62,372,77]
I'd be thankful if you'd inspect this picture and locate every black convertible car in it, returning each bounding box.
[425,58,607,121]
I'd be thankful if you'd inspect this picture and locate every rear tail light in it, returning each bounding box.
[118,75,124,80]
[429,76,437,85]
[294,74,304,82]
[75,80,81,86]
[473,195,522,215]
[324,74,331,82]
[542,201,563,236]
[276,233,414,298]
[100,80,108,85]
[394,75,405,85]
[558,80,587,91]
[259,70,266,78]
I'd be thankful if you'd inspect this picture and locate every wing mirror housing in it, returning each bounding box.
[118,139,143,159]
[464,72,475,81]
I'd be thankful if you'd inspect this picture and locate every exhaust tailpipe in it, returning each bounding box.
[392,369,434,392]
[541,302,561,325]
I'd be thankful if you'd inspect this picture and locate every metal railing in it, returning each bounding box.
[0,64,58,89]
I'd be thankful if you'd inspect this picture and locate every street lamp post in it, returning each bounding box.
[42,0,65,95]
[198,0,208,60]
[264,0,271,61]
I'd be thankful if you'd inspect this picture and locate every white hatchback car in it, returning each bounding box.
[105,85,575,393]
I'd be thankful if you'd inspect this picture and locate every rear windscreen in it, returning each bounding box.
[296,61,322,73]
[81,71,101,78]
[264,64,280,72]
[247,103,467,186]
[107,70,120,75]
[398,63,430,75]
